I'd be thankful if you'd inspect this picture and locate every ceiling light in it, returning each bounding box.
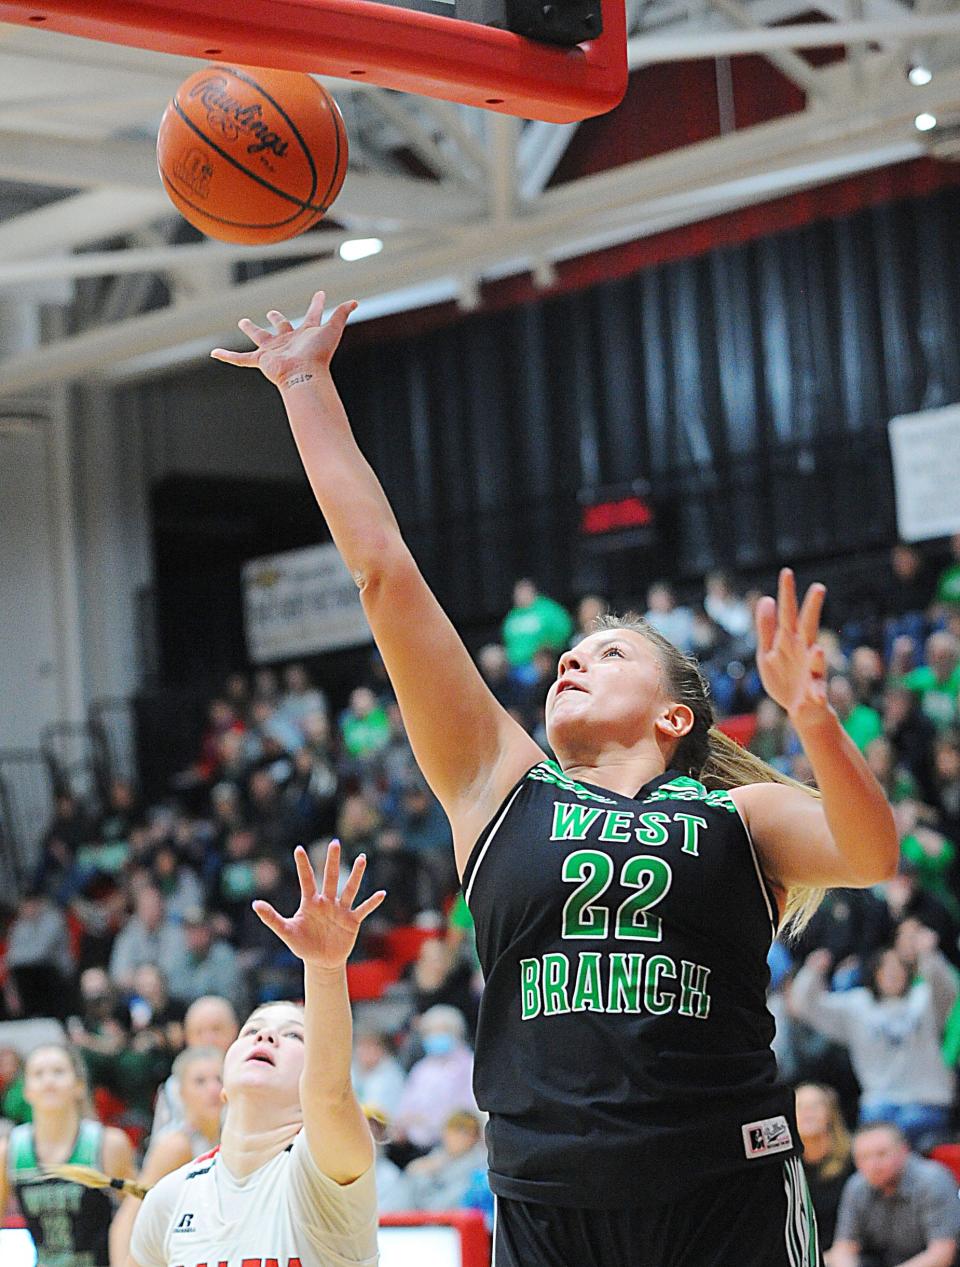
[915,112,938,131]
[908,65,933,86]
[338,238,384,262]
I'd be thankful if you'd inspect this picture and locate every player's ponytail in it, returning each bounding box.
[41,1163,150,1201]
[593,613,824,939]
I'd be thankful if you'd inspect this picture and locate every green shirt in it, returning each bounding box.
[502,594,574,668]
[341,705,391,758]
[841,703,883,752]
[936,562,960,608]
[902,664,960,730]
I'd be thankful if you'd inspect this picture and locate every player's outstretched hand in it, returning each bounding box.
[755,567,829,728]
[210,290,357,389]
[252,842,385,972]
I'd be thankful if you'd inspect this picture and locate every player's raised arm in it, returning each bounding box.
[251,843,385,1183]
[212,293,543,867]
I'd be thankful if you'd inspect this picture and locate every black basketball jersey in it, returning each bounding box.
[461,759,798,1209]
[8,1119,112,1267]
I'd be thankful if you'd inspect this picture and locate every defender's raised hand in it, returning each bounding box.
[210,290,358,388]
[755,568,829,726]
[253,842,385,972]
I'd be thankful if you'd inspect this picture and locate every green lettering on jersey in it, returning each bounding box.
[571,952,605,1012]
[634,811,670,846]
[607,952,645,1013]
[674,812,708,856]
[599,810,634,843]
[542,953,571,1015]
[679,959,712,1019]
[644,954,677,1015]
[520,957,542,1020]
[550,801,604,841]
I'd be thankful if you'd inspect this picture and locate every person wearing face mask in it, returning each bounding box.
[58,842,385,1267]
[392,1007,479,1156]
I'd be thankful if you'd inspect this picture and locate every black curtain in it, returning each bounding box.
[139,186,960,683]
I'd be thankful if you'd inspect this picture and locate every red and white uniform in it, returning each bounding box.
[130,1131,378,1267]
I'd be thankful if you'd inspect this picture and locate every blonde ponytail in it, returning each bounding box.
[701,727,825,939]
[41,1163,149,1201]
[593,613,826,939]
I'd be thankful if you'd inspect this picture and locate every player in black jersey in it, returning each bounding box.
[0,1042,134,1267]
[214,292,899,1267]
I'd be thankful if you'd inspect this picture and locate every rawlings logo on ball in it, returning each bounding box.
[189,75,290,157]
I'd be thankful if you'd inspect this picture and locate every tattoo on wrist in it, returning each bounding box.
[282,372,314,389]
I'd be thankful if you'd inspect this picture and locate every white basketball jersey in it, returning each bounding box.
[130,1131,379,1267]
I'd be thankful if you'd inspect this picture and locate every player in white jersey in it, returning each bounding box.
[127,841,385,1267]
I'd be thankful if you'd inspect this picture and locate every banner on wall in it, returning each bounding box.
[888,405,960,542]
[242,543,372,663]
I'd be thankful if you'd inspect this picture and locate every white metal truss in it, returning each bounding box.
[0,0,959,393]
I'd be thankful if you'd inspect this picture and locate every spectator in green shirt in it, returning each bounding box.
[828,675,883,752]
[340,686,391,760]
[902,632,960,731]
[501,578,573,670]
[934,533,960,613]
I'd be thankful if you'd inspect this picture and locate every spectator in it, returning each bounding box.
[402,1109,488,1212]
[364,827,437,927]
[108,884,185,992]
[283,748,338,843]
[399,783,454,893]
[214,826,259,930]
[643,582,695,654]
[3,888,75,1020]
[829,1122,960,1267]
[793,888,893,976]
[702,570,752,640]
[571,594,608,646]
[149,842,204,922]
[828,676,883,753]
[902,632,960,732]
[477,643,522,711]
[934,731,960,843]
[169,908,246,1015]
[883,684,939,802]
[32,792,93,897]
[895,802,958,920]
[150,995,238,1139]
[351,1028,407,1120]
[278,662,327,726]
[878,865,960,967]
[97,779,140,844]
[748,699,791,769]
[409,937,479,1036]
[235,857,302,1001]
[849,646,886,711]
[795,1083,854,1252]
[934,533,960,615]
[336,791,382,864]
[0,1047,28,1126]
[501,578,573,671]
[127,963,185,1045]
[393,1005,479,1153]
[792,938,957,1147]
[864,737,918,806]
[340,686,391,762]
[246,768,295,856]
[883,544,932,658]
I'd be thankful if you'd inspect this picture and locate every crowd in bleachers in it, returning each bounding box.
[4,532,960,1255]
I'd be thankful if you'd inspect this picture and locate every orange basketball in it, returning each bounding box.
[157,65,348,245]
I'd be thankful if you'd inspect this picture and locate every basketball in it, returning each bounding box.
[156,65,348,245]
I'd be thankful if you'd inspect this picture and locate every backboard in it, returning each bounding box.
[0,0,627,121]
